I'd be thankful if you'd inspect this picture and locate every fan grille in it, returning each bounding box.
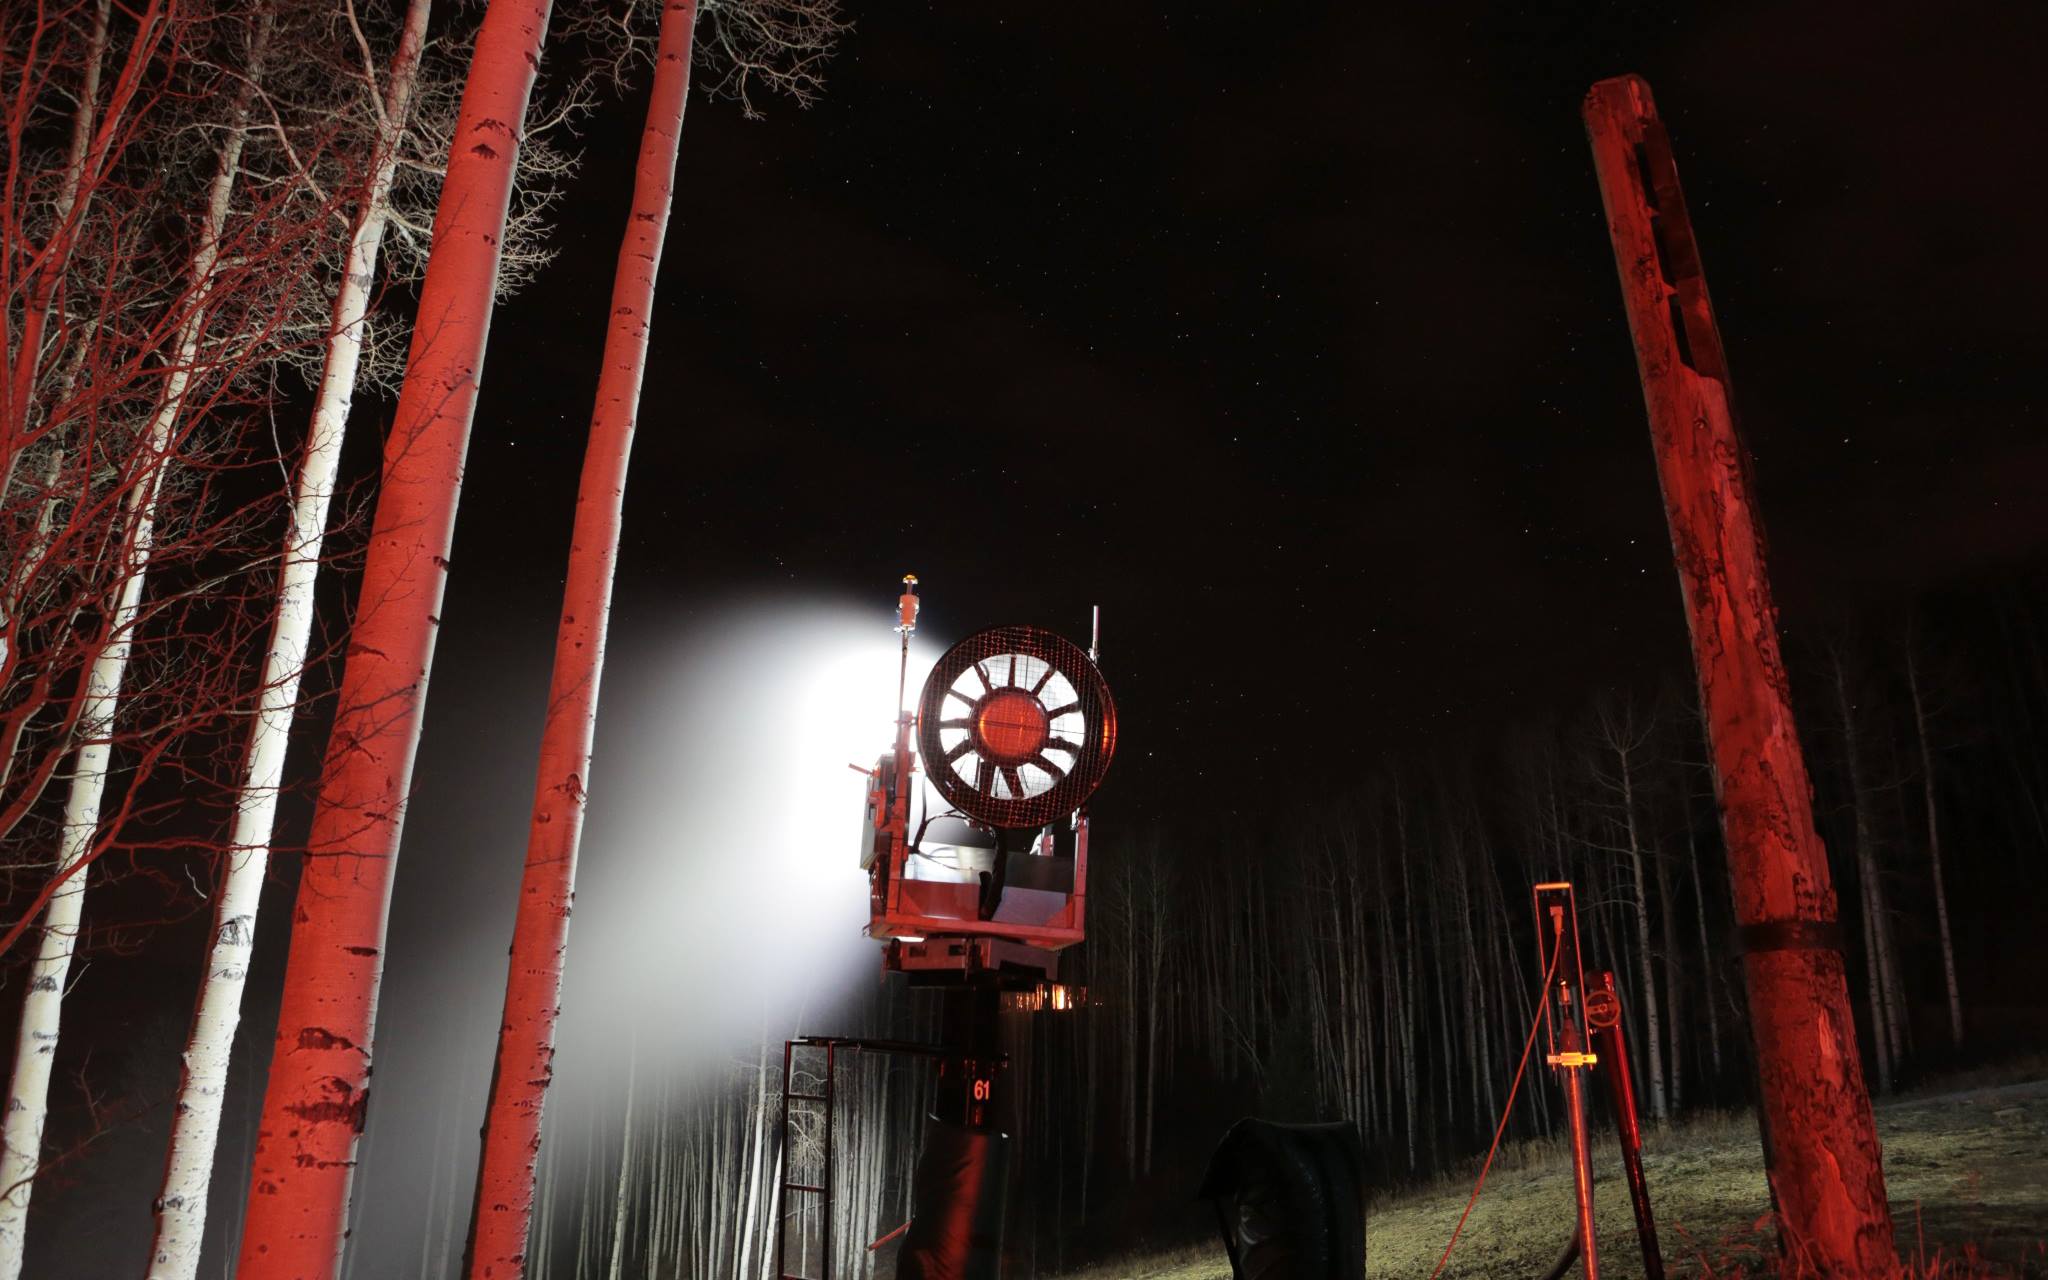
[917,625,1116,830]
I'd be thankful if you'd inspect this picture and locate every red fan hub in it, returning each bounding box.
[976,690,1049,762]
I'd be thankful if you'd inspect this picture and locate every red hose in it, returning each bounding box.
[1427,938,1564,1280]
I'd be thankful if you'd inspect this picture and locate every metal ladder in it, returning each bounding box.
[774,1036,960,1279]
[777,1038,838,1280]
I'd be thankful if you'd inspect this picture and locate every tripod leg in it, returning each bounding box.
[1563,1051,1601,1280]
[1538,1232,1583,1280]
[1592,971,1665,1280]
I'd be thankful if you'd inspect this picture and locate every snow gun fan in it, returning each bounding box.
[917,625,1116,833]
[862,588,1117,987]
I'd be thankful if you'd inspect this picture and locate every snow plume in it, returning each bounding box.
[331,595,937,1275]
[554,599,939,1087]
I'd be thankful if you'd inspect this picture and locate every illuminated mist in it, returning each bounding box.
[325,598,938,1276]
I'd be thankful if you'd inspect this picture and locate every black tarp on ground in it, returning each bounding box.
[1198,1119,1367,1279]
[896,1119,1010,1280]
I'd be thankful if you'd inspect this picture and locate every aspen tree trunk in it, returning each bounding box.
[0,14,272,1275]
[1079,999,1096,1218]
[707,1079,728,1280]
[1855,846,1894,1093]
[1120,863,1137,1173]
[1585,75,1896,1276]
[145,8,433,1275]
[1476,863,1502,1123]
[235,2,555,1274]
[1686,809,1724,1084]
[1616,736,1670,1119]
[1375,866,1400,1143]
[605,1051,635,1280]
[1141,846,1165,1176]
[531,1131,556,1280]
[574,1121,595,1280]
[419,1105,452,1280]
[1397,808,1419,1172]
[436,1079,477,1278]
[1429,854,1453,1147]
[461,7,695,1274]
[1832,654,1906,1085]
[1351,860,1374,1134]
[1656,829,1684,1112]
[1905,647,1964,1047]
[1455,848,1483,1136]
[736,1025,769,1279]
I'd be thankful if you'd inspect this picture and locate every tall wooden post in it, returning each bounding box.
[1582,75,1898,1276]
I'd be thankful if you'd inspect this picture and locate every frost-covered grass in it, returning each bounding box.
[1057,1071,2048,1278]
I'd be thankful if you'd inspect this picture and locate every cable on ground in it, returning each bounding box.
[1426,934,1565,1280]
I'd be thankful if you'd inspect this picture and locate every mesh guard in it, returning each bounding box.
[916,625,1115,830]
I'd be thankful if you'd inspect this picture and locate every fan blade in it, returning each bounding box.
[973,662,994,693]
[1031,665,1055,695]
[939,718,972,730]
[1043,737,1083,756]
[1001,765,1025,798]
[1044,701,1081,720]
[944,739,974,763]
[1007,654,1019,687]
[975,759,993,794]
[1027,754,1067,782]
[945,686,975,705]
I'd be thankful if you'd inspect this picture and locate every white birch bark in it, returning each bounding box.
[1832,652,1906,1088]
[418,1105,452,1280]
[1856,844,1894,1092]
[605,1046,637,1280]
[143,7,433,1274]
[1656,824,1684,1111]
[1906,646,1964,1047]
[1622,762,1668,1119]
[737,1025,770,1279]
[1598,703,1669,1121]
[1686,808,1724,1081]
[1141,839,1165,1176]
[0,15,274,1275]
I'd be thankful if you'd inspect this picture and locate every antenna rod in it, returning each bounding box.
[1089,604,1100,664]
[896,574,920,718]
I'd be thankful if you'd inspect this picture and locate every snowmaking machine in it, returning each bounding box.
[775,576,1117,1280]
[863,579,1115,975]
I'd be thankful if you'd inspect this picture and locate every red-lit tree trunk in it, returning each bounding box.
[462,4,696,1276]
[147,8,434,1277]
[234,1,555,1275]
[1583,75,1898,1275]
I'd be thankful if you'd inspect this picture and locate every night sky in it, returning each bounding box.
[446,0,2046,823]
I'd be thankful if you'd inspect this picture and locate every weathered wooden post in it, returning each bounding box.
[1582,74,1898,1276]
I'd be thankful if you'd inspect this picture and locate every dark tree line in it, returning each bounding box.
[513,576,2048,1278]
[1030,579,2048,1262]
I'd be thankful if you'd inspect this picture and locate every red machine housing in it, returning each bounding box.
[862,621,1116,980]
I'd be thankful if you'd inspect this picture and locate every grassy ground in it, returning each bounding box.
[1059,1070,2048,1278]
